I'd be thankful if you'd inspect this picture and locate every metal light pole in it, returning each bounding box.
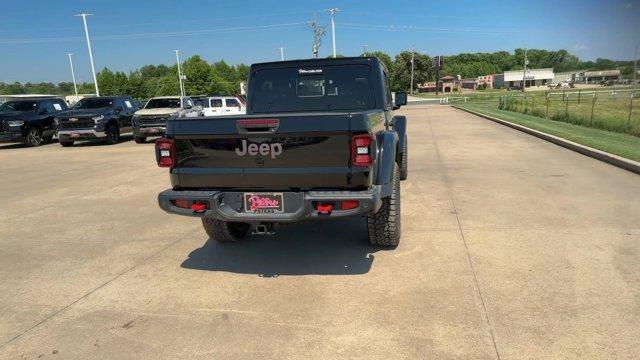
[410,45,415,94]
[173,50,185,97]
[74,13,99,96]
[278,47,284,61]
[363,44,368,56]
[522,47,528,93]
[327,8,340,58]
[66,53,78,98]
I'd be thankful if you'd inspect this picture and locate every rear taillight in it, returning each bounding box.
[155,138,175,167]
[351,134,374,167]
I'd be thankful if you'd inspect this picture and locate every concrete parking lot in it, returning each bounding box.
[1,104,638,359]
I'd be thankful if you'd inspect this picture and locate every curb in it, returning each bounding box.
[452,105,640,176]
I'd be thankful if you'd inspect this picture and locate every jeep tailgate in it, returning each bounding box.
[167,113,366,190]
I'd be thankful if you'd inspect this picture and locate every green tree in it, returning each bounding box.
[182,55,213,95]
[392,51,431,92]
[363,51,394,74]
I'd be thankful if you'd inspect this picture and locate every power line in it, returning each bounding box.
[0,22,308,45]
[340,22,530,35]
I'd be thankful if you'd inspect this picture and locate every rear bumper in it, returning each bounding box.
[58,129,105,140]
[157,187,382,222]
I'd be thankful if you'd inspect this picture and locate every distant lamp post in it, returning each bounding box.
[74,13,99,96]
[327,8,340,58]
[66,53,78,98]
[173,50,185,97]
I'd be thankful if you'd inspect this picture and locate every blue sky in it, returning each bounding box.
[1,0,639,83]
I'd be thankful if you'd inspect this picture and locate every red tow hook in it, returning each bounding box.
[191,202,207,213]
[317,203,333,215]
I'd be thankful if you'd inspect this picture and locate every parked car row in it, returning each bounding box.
[0,95,245,147]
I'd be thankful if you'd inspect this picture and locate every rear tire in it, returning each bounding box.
[201,218,250,242]
[105,124,120,145]
[59,140,74,147]
[367,165,401,246]
[399,137,408,180]
[134,136,146,144]
[23,127,42,147]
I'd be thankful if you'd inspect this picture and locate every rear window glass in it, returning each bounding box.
[250,64,375,113]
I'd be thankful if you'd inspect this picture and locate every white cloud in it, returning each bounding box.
[573,44,588,51]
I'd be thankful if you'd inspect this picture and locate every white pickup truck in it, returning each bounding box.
[202,96,245,117]
[132,96,199,143]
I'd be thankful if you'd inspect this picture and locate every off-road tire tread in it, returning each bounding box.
[399,138,408,180]
[367,166,401,246]
[134,136,146,144]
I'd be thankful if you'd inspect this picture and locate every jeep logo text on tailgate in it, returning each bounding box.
[235,140,283,159]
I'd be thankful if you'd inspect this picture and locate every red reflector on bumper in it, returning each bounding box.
[191,202,207,212]
[341,200,359,210]
[316,203,333,214]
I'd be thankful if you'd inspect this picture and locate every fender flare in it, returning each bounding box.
[392,115,407,161]
[374,130,399,197]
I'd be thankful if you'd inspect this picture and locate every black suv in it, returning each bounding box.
[0,98,68,146]
[55,96,139,146]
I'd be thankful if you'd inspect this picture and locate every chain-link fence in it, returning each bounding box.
[495,89,640,136]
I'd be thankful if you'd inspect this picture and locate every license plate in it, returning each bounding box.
[148,128,159,133]
[70,133,80,138]
[244,193,284,213]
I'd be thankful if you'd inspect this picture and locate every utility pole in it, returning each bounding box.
[278,47,284,61]
[309,14,326,58]
[363,44,368,56]
[66,53,78,98]
[522,47,528,93]
[327,8,340,58]
[173,50,185,97]
[74,13,99,96]
[410,45,415,94]
[634,44,638,88]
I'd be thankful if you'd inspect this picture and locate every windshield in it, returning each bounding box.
[250,64,376,113]
[145,98,181,109]
[0,101,39,112]
[73,98,114,110]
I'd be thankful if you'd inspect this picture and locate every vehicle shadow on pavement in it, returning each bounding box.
[72,135,134,147]
[181,218,381,277]
[0,140,58,150]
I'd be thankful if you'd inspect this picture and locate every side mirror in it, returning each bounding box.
[394,91,407,109]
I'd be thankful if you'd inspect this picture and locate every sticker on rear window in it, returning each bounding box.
[298,69,322,75]
[124,100,132,108]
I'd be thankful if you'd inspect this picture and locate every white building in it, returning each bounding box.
[495,68,554,88]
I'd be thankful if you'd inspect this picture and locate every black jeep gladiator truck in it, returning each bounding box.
[0,97,68,146]
[55,96,138,146]
[156,57,408,246]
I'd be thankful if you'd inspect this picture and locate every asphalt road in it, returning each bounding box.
[1,105,638,359]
